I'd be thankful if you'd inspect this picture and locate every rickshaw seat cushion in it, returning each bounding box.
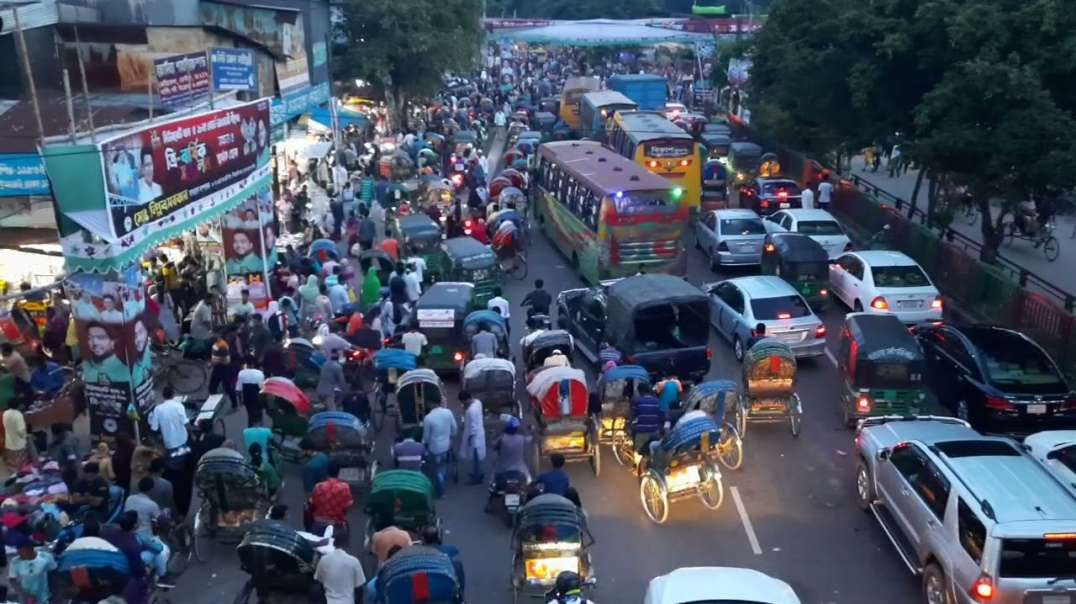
[545,419,587,435]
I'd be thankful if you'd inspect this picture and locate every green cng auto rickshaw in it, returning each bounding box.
[726,141,763,189]
[414,282,475,374]
[396,213,446,283]
[441,237,498,307]
[760,232,830,310]
[837,313,933,427]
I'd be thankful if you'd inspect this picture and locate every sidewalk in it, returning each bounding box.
[848,159,1076,296]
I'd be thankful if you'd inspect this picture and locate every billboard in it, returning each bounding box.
[100,99,271,239]
[209,48,257,92]
[221,184,276,276]
[65,266,154,438]
[153,52,210,107]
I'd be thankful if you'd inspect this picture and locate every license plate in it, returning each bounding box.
[504,494,520,507]
[1043,596,1071,604]
[779,202,790,208]
[1028,404,1048,415]
[454,163,464,171]
[339,467,364,482]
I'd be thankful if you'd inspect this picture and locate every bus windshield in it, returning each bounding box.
[611,190,677,215]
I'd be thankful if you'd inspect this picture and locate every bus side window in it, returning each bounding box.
[627,142,637,160]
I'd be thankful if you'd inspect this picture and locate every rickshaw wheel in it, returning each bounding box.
[789,394,803,438]
[736,396,748,438]
[193,505,211,563]
[231,579,254,604]
[1044,236,1060,261]
[717,423,744,470]
[639,473,669,524]
[611,430,631,467]
[590,435,601,477]
[697,464,725,510]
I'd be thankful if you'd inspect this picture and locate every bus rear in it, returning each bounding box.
[559,77,600,132]
[598,189,689,278]
[634,138,702,214]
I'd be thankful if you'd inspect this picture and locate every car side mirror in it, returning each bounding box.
[877,448,891,461]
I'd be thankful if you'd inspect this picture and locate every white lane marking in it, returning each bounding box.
[824,347,838,368]
[731,486,763,555]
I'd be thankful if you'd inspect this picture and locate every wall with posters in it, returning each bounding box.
[64,265,153,438]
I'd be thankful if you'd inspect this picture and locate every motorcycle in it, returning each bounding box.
[488,470,528,527]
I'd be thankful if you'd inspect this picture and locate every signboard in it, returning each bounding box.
[153,52,210,107]
[646,142,692,158]
[100,99,271,239]
[65,266,153,439]
[0,154,49,197]
[210,48,257,92]
[270,81,330,126]
[221,184,275,276]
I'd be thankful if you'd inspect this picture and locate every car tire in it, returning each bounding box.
[853,299,863,312]
[709,248,719,272]
[855,460,874,512]
[922,563,953,604]
[733,335,745,362]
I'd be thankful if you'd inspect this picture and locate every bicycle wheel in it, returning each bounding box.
[166,524,193,576]
[509,255,528,280]
[1043,236,1060,261]
[168,361,208,394]
[193,506,211,563]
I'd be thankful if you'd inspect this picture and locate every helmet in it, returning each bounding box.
[505,416,521,433]
[554,571,582,596]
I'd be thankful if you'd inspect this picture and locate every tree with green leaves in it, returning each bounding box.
[334,0,483,129]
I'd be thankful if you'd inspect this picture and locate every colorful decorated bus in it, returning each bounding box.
[533,141,689,282]
[608,111,703,213]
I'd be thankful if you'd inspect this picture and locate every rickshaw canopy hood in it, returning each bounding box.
[463,309,507,330]
[261,377,312,415]
[527,366,586,399]
[373,349,419,371]
[602,364,650,383]
[463,357,516,380]
[441,237,496,270]
[605,275,708,345]
[397,368,443,391]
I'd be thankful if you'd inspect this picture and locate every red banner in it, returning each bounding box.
[100,99,271,239]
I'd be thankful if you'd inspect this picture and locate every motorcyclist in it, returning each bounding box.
[545,571,593,604]
[485,416,532,511]
[521,279,552,317]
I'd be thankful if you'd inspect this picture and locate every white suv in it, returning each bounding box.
[856,416,1076,604]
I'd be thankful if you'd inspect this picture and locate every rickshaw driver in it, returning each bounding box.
[631,383,666,473]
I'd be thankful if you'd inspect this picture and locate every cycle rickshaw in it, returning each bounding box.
[235,523,325,603]
[375,546,462,604]
[738,339,803,437]
[308,411,376,493]
[361,470,441,574]
[527,366,599,476]
[193,448,270,561]
[462,355,520,438]
[462,309,510,363]
[371,348,418,432]
[395,368,445,435]
[263,376,313,464]
[522,329,575,381]
[511,493,595,604]
[682,379,744,470]
[638,415,727,524]
[595,364,650,465]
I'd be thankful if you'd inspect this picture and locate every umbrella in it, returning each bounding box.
[261,377,312,415]
[309,239,339,261]
[502,150,524,167]
[499,187,526,205]
[515,140,536,155]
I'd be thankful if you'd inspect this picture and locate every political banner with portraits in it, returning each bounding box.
[100,99,271,240]
[66,266,154,439]
[222,184,276,277]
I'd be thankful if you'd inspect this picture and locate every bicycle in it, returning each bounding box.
[152,342,209,394]
[1003,217,1060,261]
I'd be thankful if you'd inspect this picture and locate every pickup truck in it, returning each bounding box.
[556,274,712,381]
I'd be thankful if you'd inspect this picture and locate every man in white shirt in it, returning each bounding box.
[487,287,510,333]
[229,289,256,322]
[404,265,422,303]
[149,387,189,453]
[137,154,163,202]
[422,400,458,497]
[800,186,815,210]
[314,538,365,604]
[236,359,267,427]
[818,178,834,210]
[401,325,428,357]
[318,329,353,360]
[404,257,427,284]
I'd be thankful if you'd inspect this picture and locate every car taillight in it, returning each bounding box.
[985,395,1016,412]
[820,288,829,296]
[815,325,826,339]
[970,574,995,602]
[763,242,775,253]
[453,352,464,362]
[777,312,791,319]
[856,394,872,413]
[706,348,713,360]
[870,296,889,310]
[451,174,463,186]
[760,200,769,209]
[778,191,788,199]
[717,241,729,252]
[931,297,943,310]
[844,242,853,251]
[1063,397,1076,411]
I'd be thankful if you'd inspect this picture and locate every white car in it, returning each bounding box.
[828,250,943,323]
[1024,431,1076,496]
[763,208,851,259]
[644,567,801,604]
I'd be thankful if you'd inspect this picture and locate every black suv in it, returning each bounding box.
[738,178,802,215]
[913,323,1076,434]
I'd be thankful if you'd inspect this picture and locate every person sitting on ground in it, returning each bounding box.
[533,453,571,496]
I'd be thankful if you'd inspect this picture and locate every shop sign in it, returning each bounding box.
[153,52,210,108]
[99,99,271,240]
[221,184,277,277]
[209,48,257,92]
[0,154,49,197]
[270,81,331,126]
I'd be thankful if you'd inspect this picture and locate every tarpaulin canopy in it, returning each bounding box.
[491,19,715,47]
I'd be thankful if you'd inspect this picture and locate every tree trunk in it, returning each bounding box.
[926,176,939,227]
[908,169,925,219]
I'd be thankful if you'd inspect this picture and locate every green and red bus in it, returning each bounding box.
[533,141,690,282]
